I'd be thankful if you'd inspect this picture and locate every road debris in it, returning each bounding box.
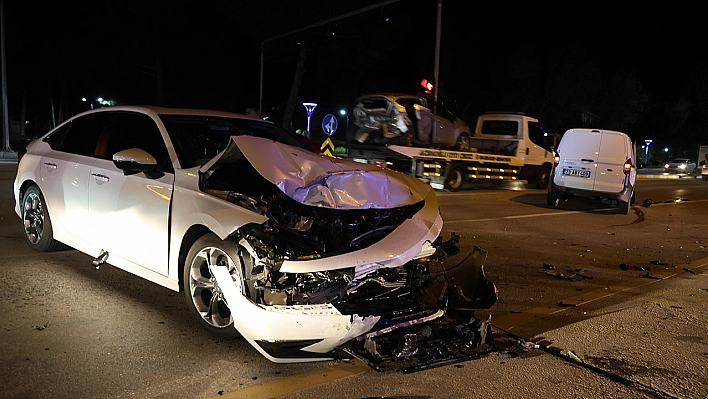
[540,268,593,281]
[650,260,670,266]
[497,339,540,360]
[560,349,583,363]
[33,322,49,331]
[639,272,662,280]
[556,301,577,307]
[542,263,556,270]
[683,268,697,275]
[637,198,653,207]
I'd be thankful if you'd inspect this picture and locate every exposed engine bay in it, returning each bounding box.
[199,134,498,369]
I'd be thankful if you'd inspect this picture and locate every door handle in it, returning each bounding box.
[44,162,57,171]
[91,173,110,182]
[581,158,594,162]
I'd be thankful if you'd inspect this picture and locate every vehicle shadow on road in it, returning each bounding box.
[508,193,622,214]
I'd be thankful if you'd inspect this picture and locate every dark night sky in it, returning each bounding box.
[5,1,707,155]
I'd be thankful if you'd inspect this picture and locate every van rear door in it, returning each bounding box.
[593,131,628,193]
[557,129,601,191]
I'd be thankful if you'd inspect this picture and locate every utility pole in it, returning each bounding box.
[433,0,442,102]
[1,0,12,154]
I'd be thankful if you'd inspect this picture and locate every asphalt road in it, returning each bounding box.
[1,163,707,399]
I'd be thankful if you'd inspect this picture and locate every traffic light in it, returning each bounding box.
[421,78,434,95]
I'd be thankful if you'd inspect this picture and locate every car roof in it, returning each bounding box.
[67,105,267,123]
[356,93,421,101]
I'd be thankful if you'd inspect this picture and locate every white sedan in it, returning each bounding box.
[13,105,496,363]
[664,158,696,174]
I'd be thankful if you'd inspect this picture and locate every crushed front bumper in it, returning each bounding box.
[342,245,498,372]
[211,238,497,367]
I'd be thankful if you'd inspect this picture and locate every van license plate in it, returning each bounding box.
[563,169,590,178]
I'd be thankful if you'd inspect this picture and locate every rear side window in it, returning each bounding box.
[481,120,518,137]
[358,97,391,110]
[44,113,107,157]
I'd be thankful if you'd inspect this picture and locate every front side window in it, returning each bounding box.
[104,113,173,173]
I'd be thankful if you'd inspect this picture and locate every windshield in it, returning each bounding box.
[160,115,312,168]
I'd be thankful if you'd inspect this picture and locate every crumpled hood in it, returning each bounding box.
[204,135,431,209]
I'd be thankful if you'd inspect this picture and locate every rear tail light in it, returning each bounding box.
[553,153,560,167]
[703,164,707,170]
[623,158,633,175]
[17,148,27,162]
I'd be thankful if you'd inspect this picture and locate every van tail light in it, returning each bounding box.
[623,158,633,175]
[553,153,560,167]
[703,164,707,171]
[17,148,27,162]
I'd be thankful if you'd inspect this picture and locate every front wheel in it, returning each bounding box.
[184,234,248,338]
[21,185,63,252]
[445,166,465,192]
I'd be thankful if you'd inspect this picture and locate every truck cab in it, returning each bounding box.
[473,113,555,187]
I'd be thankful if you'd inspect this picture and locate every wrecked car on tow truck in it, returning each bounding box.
[13,105,496,368]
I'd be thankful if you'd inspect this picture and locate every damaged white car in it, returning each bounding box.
[14,106,496,367]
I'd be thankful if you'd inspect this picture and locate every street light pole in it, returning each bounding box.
[644,140,652,165]
[340,109,348,136]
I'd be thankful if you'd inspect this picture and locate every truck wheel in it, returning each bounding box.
[455,133,470,152]
[546,190,560,207]
[445,167,465,192]
[534,167,551,189]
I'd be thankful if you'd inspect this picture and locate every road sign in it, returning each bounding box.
[322,114,338,136]
[321,137,335,157]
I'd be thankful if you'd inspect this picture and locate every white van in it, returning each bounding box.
[547,128,636,214]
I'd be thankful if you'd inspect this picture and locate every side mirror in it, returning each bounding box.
[113,148,162,178]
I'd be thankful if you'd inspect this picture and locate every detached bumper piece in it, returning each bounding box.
[343,245,497,373]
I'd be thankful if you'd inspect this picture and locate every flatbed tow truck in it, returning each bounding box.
[334,112,555,191]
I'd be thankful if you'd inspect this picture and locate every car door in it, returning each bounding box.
[40,114,106,242]
[593,132,629,194]
[556,129,602,191]
[427,100,457,146]
[87,112,174,276]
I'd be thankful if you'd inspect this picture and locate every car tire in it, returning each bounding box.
[21,185,63,252]
[455,133,471,152]
[618,199,630,215]
[546,190,560,207]
[183,233,248,339]
[703,176,707,181]
[535,167,552,189]
[445,166,465,192]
